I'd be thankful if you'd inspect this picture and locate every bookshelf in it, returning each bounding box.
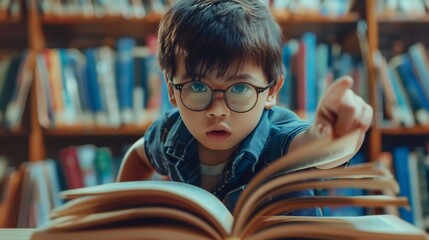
[0,0,427,180]
[365,0,429,160]
[0,0,364,163]
[0,0,428,232]
[366,0,429,230]
[379,124,429,135]
[0,1,27,167]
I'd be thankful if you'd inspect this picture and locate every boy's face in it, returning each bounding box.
[167,56,282,153]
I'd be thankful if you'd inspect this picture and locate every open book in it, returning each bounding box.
[30,130,428,240]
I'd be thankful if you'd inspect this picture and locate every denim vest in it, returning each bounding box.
[144,106,322,216]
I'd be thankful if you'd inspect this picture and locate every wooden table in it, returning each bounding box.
[0,229,33,240]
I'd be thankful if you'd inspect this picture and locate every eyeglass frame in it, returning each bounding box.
[167,76,276,113]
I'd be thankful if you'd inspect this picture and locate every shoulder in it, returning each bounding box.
[266,106,310,133]
[143,109,181,173]
[268,105,301,122]
[145,109,181,141]
[265,106,311,159]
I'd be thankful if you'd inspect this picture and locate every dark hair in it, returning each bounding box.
[158,0,283,82]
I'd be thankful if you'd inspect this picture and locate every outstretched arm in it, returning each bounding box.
[117,137,156,181]
[289,76,373,168]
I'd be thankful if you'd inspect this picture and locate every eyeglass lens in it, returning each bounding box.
[180,82,258,112]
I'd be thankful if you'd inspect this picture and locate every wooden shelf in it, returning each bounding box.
[0,128,28,137]
[40,12,163,25]
[379,125,429,135]
[377,14,429,23]
[0,16,21,24]
[272,11,360,42]
[43,124,151,137]
[272,11,360,24]
[40,11,359,26]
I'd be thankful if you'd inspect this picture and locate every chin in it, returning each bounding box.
[200,140,237,151]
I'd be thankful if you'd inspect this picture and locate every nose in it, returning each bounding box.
[206,92,230,117]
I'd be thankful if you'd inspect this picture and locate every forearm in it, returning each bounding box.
[289,124,360,169]
[116,138,156,182]
[288,124,322,153]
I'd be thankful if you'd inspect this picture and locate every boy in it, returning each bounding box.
[117,0,373,215]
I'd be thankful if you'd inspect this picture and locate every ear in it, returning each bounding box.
[165,73,178,107]
[264,75,284,109]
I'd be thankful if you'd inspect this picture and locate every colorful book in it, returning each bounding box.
[4,51,34,130]
[393,147,415,225]
[389,55,429,125]
[94,147,114,185]
[58,146,84,189]
[116,38,136,125]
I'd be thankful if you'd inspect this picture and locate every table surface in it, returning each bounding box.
[0,229,34,240]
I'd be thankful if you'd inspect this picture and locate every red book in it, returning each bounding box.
[58,146,84,189]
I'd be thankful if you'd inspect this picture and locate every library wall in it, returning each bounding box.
[0,0,428,231]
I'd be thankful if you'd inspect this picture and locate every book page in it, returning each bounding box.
[247,129,361,195]
[53,189,221,224]
[246,215,428,240]
[32,225,213,240]
[244,195,408,236]
[57,181,233,235]
[233,130,362,224]
[233,164,403,236]
[42,207,222,239]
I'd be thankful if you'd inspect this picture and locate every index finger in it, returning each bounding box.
[320,76,354,107]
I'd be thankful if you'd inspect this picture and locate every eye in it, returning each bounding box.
[230,83,251,94]
[188,82,208,93]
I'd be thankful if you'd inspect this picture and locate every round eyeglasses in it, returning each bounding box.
[168,78,275,113]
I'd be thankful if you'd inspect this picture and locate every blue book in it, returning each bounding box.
[338,53,354,77]
[59,49,78,124]
[408,43,429,101]
[302,32,317,121]
[387,60,415,127]
[316,43,330,102]
[393,147,414,225]
[116,38,136,124]
[390,54,429,124]
[425,154,429,226]
[68,49,93,123]
[0,55,21,120]
[280,41,293,108]
[133,48,150,109]
[94,147,114,185]
[159,73,174,114]
[84,48,102,115]
[392,55,429,111]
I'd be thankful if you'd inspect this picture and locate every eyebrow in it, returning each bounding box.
[226,73,259,83]
[179,72,259,83]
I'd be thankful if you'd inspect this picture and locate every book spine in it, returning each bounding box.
[116,38,136,125]
[84,48,103,125]
[390,55,429,125]
[408,43,429,101]
[393,147,414,225]
[0,55,21,125]
[4,51,33,130]
[96,46,121,127]
[58,146,84,189]
[47,49,66,127]
[303,32,318,120]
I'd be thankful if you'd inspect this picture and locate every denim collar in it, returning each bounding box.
[162,109,271,198]
[163,113,199,184]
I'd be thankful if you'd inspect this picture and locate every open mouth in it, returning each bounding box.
[206,130,231,141]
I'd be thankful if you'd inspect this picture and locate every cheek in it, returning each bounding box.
[178,108,204,131]
[230,107,264,134]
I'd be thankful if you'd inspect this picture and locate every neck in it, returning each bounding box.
[198,143,236,166]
